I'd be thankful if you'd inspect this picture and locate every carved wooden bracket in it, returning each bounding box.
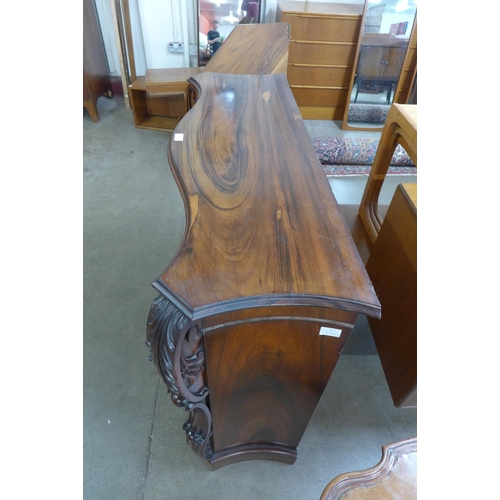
[146,294,213,459]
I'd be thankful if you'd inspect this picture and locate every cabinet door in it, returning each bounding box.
[382,46,407,80]
[357,46,386,80]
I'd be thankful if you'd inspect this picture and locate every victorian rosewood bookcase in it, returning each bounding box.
[145,23,381,470]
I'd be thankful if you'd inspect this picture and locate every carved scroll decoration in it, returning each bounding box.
[146,294,213,459]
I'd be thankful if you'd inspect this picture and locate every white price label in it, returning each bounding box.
[319,327,342,338]
[174,133,184,141]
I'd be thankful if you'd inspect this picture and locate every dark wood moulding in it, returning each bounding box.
[146,67,380,469]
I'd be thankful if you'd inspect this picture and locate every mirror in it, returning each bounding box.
[343,0,417,130]
[198,1,262,67]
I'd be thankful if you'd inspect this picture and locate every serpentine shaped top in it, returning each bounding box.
[203,22,290,75]
[157,71,380,320]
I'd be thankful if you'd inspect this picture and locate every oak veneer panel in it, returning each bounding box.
[204,22,290,75]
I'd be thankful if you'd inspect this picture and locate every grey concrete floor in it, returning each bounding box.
[83,95,416,499]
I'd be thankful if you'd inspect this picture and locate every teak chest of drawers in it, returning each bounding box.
[277,0,363,120]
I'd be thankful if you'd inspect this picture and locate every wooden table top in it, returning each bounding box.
[321,437,417,499]
[156,71,380,320]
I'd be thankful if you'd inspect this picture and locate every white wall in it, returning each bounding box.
[93,0,122,76]
[137,0,198,72]
[95,0,197,77]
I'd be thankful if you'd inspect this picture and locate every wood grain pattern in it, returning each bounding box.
[158,71,380,320]
[147,41,382,466]
[287,64,354,88]
[277,1,362,123]
[204,23,290,75]
[393,17,418,104]
[204,307,357,458]
[287,41,358,66]
[359,103,417,244]
[320,437,417,499]
[366,184,417,408]
[145,67,202,91]
[282,14,361,43]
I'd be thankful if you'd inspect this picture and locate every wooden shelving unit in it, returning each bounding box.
[129,68,201,132]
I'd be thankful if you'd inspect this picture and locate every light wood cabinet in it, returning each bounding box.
[128,68,201,132]
[277,1,364,120]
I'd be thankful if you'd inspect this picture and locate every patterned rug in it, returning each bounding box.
[322,164,417,176]
[312,136,416,176]
[347,104,390,123]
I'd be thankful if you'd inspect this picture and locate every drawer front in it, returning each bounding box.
[283,13,361,43]
[287,64,353,88]
[288,41,357,66]
[290,87,349,107]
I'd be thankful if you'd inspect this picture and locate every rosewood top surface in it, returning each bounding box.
[203,23,290,75]
[159,71,380,319]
